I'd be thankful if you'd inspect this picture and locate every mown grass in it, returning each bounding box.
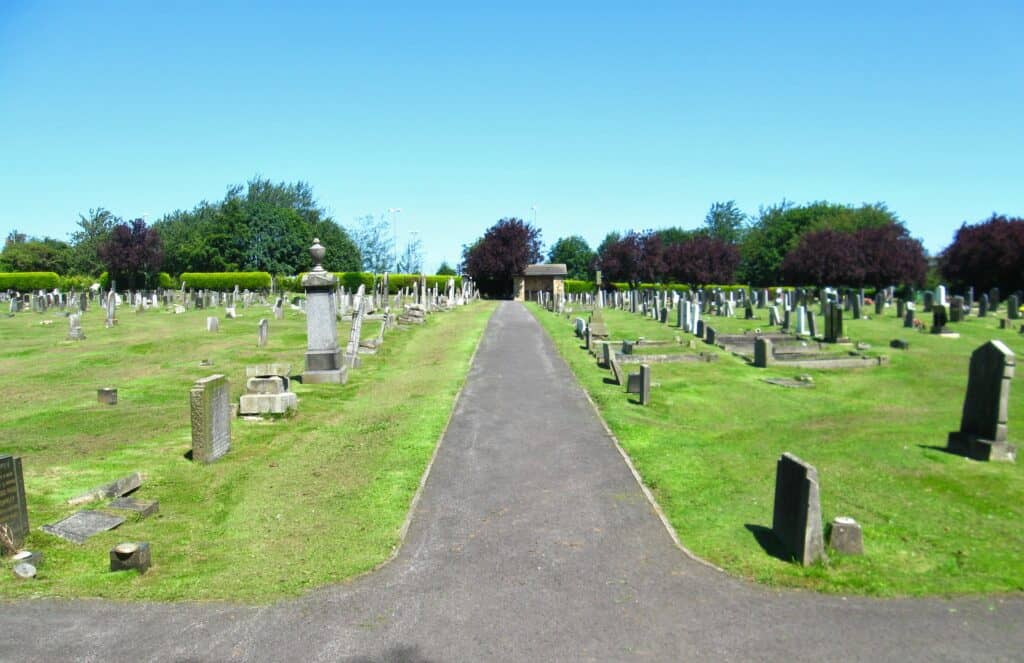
[0,298,495,602]
[533,302,1024,596]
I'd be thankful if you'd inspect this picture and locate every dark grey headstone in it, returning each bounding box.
[1008,295,1020,320]
[754,337,773,368]
[824,305,843,343]
[923,291,934,312]
[0,455,29,549]
[41,510,124,544]
[947,340,1017,461]
[772,452,827,566]
[950,296,965,323]
[930,305,949,334]
[608,354,624,386]
[625,364,651,405]
[979,294,989,317]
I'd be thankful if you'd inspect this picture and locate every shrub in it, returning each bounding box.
[58,274,97,291]
[179,272,272,290]
[0,272,60,291]
[565,279,595,294]
[158,272,176,289]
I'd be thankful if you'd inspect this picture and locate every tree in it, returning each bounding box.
[703,201,746,244]
[664,236,741,285]
[462,217,542,297]
[154,177,360,275]
[69,208,118,275]
[596,230,665,287]
[98,219,164,289]
[436,261,457,276]
[547,235,595,280]
[350,214,394,273]
[0,236,73,273]
[855,223,927,289]
[780,223,926,288]
[939,214,1024,293]
[396,235,424,274]
[655,226,701,247]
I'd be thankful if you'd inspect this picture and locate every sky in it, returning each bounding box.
[1,1,1021,271]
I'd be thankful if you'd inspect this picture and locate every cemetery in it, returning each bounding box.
[531,286,1023,595]
[0,264,492,600]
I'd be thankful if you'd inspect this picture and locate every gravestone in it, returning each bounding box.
[626,364,652,405]
[608,353,624,386]
[930,305,949,334]
[795,305,808,336]
[904,304,915,328]
[110,542,151,574]
[0,455,29,549]
[923,291,934,312]
[806,309,817,338]
[257,318,269,347]
[772,452,827,566]
[239,365,298,416]
[781,309,791,332]
[754,337,773,367]
[947,340,1017,461]
[979,294,989,317]
[990,287,1000,312]
[344,287,367,369]
[851,297,861,320]
[1008,295,1020,320]
[768,306,780,327]
[67,312,85,340]
[206,316,219,332]
[190,374,231,463]
[828,516,864,555]
[874,296,884,315]
[896,299,906,319]
[949,296,964,323]
[41,510,124,544]
[823,305,844,343]
[302,239,347,384]
[601,341,613,369]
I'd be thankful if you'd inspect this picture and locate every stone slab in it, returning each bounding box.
[68,472,142,506]
[107,497,159,518]
[41,510,124,545]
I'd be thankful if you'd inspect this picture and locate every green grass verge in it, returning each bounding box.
[0,299,495,602]
[532,302,1024,596]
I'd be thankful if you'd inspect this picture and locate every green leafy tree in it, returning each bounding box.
[0,235,73,273]
[349,214,394,273]
[547,235,595,280]
[436,261,457,275]
[656,226,702,246]
[396,235,424,274]
[68,208,119,275]
[703,201,747,244]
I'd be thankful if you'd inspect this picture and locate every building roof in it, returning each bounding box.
[522,264,568,277]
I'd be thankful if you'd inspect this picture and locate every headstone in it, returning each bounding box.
[896,299,906,319]
[947,340,1017,461]
[949,296,964,323]
[806,309,817,338]
[936,285,947,307]
[344,287,367,369]
[257,319,269,348]
[0,455,29,549]
[795,305,808,336]
[874,296,884,316]
[923,291,934,312]
[771,452,827,566]
[990,287,1000,312]
[107,497,159,518]
[903,305,915,328]
[67,472,141,506]
[828,516,863,555]
[206,316,219,332]
[1008,294,1020,320]
[608,353,624,386]
[768,306,780,327]
[930,305,949,334]
[110,542,151,574]
[625,364,651,405]
[301,239,347,384]
[97,387,117,405]
[41,510,124,544]
[979,294,989,317]
[824,305,843,343]
[239,365,298,416]
[190,374,231,463]
[754,337,773,368]
[67,312,85,340]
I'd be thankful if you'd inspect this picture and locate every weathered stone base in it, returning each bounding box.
[239,392,298,415]
[947,432,1017,462]
[302,368,348,384]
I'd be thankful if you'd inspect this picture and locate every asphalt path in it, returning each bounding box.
[3,301,1022,661]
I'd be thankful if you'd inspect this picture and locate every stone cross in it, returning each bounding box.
[947,340,1017,461]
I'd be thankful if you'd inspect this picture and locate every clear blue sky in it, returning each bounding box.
[1,1,1021,271]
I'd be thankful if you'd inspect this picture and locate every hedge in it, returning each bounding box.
[0,272,60,291]
[281,272,463,294]
[180,272,272,290]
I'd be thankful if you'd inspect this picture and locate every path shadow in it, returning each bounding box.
[744,524,793,562]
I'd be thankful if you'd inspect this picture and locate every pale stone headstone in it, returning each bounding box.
[947,340,1017,461]
[67,312,85,340]
[302,239,346,383]
[0,455,29,549]
[257,318,268,347]
[344,286,367,369]
[829,516,864,555]
[754,337,773,367]
[190,374,231,463]
[772,452,827,566]
[206,316,219,332]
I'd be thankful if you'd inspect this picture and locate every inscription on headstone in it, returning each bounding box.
[190,374,231,463]
[0,455,29,549]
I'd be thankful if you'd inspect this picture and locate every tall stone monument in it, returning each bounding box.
[947,340,1017,462]
[301,239,347,384]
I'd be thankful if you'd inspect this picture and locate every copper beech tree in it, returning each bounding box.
[462,217,542,297]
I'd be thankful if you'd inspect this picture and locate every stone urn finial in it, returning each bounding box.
[310,238,326,272]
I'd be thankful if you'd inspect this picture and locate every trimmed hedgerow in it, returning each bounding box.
[158,272,176,289]
[565,279,595,294]
[0,272,60,291]
[180,272,272,290]
[282,273,463,294]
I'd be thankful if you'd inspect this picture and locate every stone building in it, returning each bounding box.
[513,264,567,302]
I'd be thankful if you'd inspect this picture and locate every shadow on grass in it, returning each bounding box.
[744,524,793,563]
[916,444,963,457]
[602,377,620,386]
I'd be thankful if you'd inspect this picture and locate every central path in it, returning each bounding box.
[5,302,1022,661]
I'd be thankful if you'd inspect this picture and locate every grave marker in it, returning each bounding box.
[947,340,1017,461]
[0,455,29,549]
[772,452,827,566]
[190,374,231,463]
[301,239,346,383]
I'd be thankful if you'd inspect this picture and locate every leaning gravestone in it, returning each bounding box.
[772,452,827,565]
[0,455,29,549]
[190,374,231,463]
[947,340,1017,462]
[301,239,346,383]
[625,364,652,405]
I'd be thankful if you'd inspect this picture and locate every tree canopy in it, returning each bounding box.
[98,218,164,289]
[350,214,393,273]
[462,218,542,297]
[939,214,1024,293]
[0,234,73,274]
[780,223,926,288]
[547,235,595,280]
[703,200,747,244]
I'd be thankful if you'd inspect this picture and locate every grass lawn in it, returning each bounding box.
[533,301,1024,596]
[0,298,495,603]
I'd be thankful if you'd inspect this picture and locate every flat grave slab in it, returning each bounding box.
[41,510,125,544]
[108,497,159,518]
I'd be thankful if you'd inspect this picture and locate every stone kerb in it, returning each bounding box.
[0,454,29,548]
[190,374,231,463]
[947,340,1018,462]
[772,452,827,566]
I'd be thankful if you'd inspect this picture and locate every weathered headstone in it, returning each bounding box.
[930,305,949,334]
[206,316,219,332]
[1008,294,1020,320]
[828,516,863,555]
[302,239,347,384]
[239,365,298,416]
[949,296,964,323]
[257,318,269,348]
[608,353,624,386]
[947,340,1017,461]
[625,364,651,405]
[190,374,231,463]
[41,510,124,544]
[772,452,827,566]
[823,305,844,343]
[67,312,85,341]
[754,337,773,368]
[923,291,934,312]
[979,293,989,317]
[0,455,29,549]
